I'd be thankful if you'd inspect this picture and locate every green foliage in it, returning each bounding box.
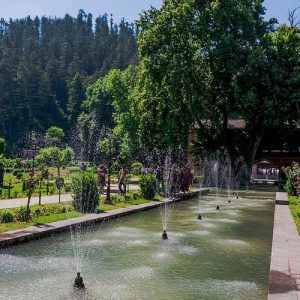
[0,138,6,156]
[110,194,123,203]
[15,206,31,222]
[12,169,24,179]
[139,174,157,200]
[0,210,14,223]
[289,196,300,234]
[283,163,300,196]
[0,12,137,145]
[36,147,74,175]
[135,0,299,163]
[0,202,76,225]
[0,157,4,187]
[31,203,74,217]
[67,73,85,125]
[131,162,142,175]
[71,171,99,213]
[45,126,65,147]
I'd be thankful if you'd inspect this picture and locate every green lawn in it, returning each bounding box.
[289,195,300,234]
[0,212,84,233]
[97,196,152,212]
[0,193,162,233]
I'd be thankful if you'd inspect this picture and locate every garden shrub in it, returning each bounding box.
[32,208,41,218]
[124,194,131,202]
[0,210,14,223]
[64,183,72,193]
[69,167,81,174]
[131,162,143,176]
[13,168,23,178]
[71,171,99,213]
[30,203,74,218]
[15,206,30,222]
[283,163,300,196]
[139,174,157,200]
[111,194,122,203]
[132,191,141,200]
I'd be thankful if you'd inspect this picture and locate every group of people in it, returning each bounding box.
[168,164,194,198]
[96,163,194,198]
[140,163,194,197]
[96,166,129,195]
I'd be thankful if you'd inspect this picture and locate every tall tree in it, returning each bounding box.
[234,25,300,164]
[0,11,138,147]
[135,0,272,155]
[67,73,85,126]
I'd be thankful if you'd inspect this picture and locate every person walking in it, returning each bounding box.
[118,166,127,195]
[97,166,106,194]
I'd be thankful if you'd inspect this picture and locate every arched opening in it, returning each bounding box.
[251,160,280,182]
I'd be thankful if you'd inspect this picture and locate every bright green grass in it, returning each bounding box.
[0,222,33,233]
[0,193,162,233]
[98,199,151,212]
[289,195,300,234]
[0,212,83,233]
[34,212,83,225]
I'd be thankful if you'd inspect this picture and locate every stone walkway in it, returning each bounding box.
[0,184,139,209]
[268,195,300,300]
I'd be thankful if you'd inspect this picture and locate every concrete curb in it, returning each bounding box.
[275,192,289,205]
[0,189,208,249]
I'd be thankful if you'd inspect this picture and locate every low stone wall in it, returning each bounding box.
[0,189,208,249]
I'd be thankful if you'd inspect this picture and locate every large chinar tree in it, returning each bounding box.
[135,0,269,152]
[135,0,300,168]
[234,25,300,164]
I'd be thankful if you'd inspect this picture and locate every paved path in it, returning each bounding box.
[268,196,300,300]
[0,184,139,209]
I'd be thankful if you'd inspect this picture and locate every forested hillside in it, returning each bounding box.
[0,10,138,145]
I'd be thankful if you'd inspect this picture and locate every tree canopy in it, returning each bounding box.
[0,11,138,147]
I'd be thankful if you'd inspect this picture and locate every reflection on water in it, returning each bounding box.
[0,192,274,300]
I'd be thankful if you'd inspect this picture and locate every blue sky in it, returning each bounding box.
[0,0,298,25]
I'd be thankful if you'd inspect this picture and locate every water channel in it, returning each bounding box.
[0,191,274,300]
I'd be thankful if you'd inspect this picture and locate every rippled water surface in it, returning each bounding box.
[0,192,274,300]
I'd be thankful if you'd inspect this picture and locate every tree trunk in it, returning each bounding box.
[249,134,263,167]
[26,188,33,222]
[105,169,111,204]
[222,109,228,149]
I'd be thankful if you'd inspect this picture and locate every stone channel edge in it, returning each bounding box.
[268,192,300,300]
[0,189,208,249]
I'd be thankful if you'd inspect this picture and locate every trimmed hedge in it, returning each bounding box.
[139,174,157,200]
[0,202,76,223]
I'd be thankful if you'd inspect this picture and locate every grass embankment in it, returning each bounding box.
[289,195,300,234]
[0,192,163,233]
[0,202,83,233]
[0,212,83,233]
[97,193,163,212]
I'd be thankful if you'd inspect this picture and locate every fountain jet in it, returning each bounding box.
[162,230,168,240]
[74,272,85,289]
